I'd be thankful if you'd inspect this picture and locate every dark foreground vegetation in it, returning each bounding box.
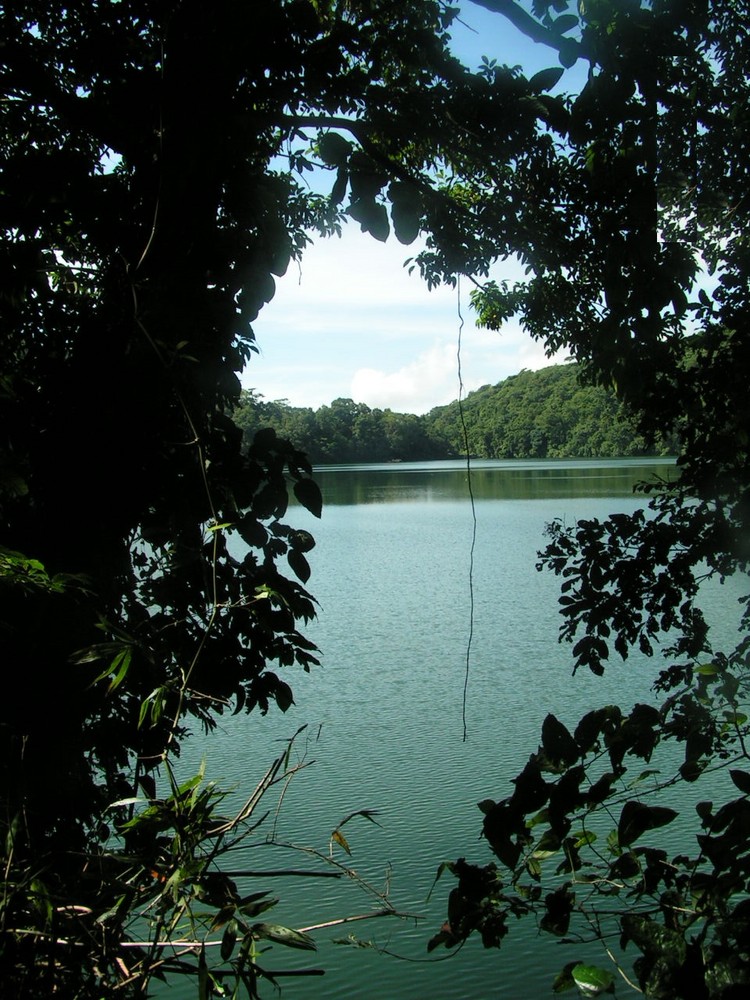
[2,2,748,998]
[235,363,676,463]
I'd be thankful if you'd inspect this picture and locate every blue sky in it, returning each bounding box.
[245,2,580,415]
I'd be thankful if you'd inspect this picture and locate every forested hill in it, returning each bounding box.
[233,364,675,464]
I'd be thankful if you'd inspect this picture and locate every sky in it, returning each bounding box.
[244,2,579,415]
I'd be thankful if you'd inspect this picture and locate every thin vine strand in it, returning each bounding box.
[456,275,477,742]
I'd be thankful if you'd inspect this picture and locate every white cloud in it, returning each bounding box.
[351,342,458,413]
[246,223,563,413]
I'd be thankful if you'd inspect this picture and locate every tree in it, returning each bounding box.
[420,2,750,997]
[0,0,488,993]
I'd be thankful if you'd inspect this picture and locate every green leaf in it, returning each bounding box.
[553,961,583,993]
[695,662,720,676]
[221,920,238,961]
[239,893,279,918]
[253,923,317,951]
[723,710,748,726]
[533,829,562,859]
[571,964,615,996]
[106,648,132,693]
[573,830,597,848]
[293,478,322,518]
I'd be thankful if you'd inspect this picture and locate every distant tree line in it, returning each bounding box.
[234,364,676,463]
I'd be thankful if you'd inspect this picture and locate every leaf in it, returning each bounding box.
[730,769,750,795]
[253,923,317,951]
[331,167,348,204]
[533,829,562,859]
[293,478,322,518]
[528,67,565,93]
[220,920,238,961]
[337,808,382,829]
[558,37,579,69]
[553,961,584,993]
[553,14,579,36]
[573,830,597,848]
[540,884,573,936]
[317,133,352,167]
[571,964,615,996]
[390,199,421,244]
[274,679,294,713]
[238,891,278,917]
[541,714,580,768]
[291,529,316,553]
[695,662,719,676]
[618,801,678,848]
[723,711,748,726]
[106,648,132,693]
[331,829,351,855]
[198,944,209,1000]
[426,861,455,902]
[287,548,311,583]
[347,198,390,242]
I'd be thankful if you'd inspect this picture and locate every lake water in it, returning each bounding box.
[171,459,743,999]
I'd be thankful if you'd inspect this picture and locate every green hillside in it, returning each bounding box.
[234,364,675,463]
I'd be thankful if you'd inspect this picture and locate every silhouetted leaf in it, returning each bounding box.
[348,197,390,241]
[552,14,579,36]
[220,920,238,961]
[317,133,352,167]
[618,801,678,848]
[293,478,322,518]
[287,548,311,583]
[528,67,564,92]
[541,714,580,769]
[730,770,750,795]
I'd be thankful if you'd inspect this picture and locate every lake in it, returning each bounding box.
[171,458,742,999]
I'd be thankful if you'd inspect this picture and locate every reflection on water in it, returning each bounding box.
[313,457,677,505]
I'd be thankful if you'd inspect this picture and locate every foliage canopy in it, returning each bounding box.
[419,3,750,998]
[1,0,749,997]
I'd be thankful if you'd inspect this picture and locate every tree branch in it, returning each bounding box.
[468,0,582,56]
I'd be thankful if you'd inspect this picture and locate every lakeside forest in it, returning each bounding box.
[3,2,750,999]
[234,363,677,463]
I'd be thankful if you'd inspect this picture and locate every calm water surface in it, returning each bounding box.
[171,459,743,999]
